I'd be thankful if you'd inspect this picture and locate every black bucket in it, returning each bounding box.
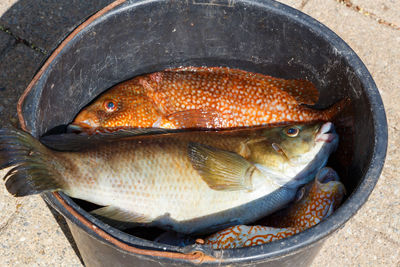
[17,0,387,266]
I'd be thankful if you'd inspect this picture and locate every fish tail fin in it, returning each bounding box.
[0,127,65,197]
[322,98,350,120]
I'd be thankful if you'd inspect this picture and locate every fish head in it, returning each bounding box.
[280,167,345,228]
[71,84,161,132]
[290,167,346,223]
[258,122,338,163]
[272,123,322,158]
[312,167,346,213]
[251,122,339,185]
[295,167,345,201]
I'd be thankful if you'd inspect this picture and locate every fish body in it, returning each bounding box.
[204,167,345,249]
[72,67,345,133]
[204,225,299,249]
[262,167,345,228]
[0,123,338,234]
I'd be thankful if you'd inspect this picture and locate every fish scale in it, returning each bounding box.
[0,123,338,234]
[54,137,283,225]
[145,70,316,127]
[71,67,346,133]
[204,167,345,249]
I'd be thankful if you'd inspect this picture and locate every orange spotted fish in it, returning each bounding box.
[71,67,346,133]
[203,167,345,249]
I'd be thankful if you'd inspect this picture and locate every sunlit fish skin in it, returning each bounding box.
[204,167,345,249]
[72,67,346,133]
[0,123,338,234]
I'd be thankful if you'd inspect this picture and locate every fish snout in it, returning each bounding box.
[72,110,100,129]
[315,122,338,144]
[315,167,347,196]
[315,167,340,184]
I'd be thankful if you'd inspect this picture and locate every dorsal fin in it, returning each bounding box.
[271,79,319,105]
[41,127,183,151]
[166,67,319,105]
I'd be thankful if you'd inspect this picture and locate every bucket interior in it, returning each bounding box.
[19,0,385,262]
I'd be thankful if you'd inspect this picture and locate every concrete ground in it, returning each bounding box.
[0,0,399,266]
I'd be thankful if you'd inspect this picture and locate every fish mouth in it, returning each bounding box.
[315,167,347,195]
[71,120,98,129]
[71,110,100,129]
[315,167,340,184]
[315,122,337,143]
[66,124,86,133]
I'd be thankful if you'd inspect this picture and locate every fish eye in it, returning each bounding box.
[285,127,300,137]
[104,100,117,112]
[294,186,306,202]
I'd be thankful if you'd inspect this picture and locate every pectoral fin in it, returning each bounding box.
[166,109,223,128]
[188,143,256,191]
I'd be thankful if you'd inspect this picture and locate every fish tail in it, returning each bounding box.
[0,127,65,197]
[322,98,350,120]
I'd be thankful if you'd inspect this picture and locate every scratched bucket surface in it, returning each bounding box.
[18,0,387,266]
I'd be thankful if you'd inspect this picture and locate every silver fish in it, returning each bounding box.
[0,122,338,234]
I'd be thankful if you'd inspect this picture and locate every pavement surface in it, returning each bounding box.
[0,0,399,266]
